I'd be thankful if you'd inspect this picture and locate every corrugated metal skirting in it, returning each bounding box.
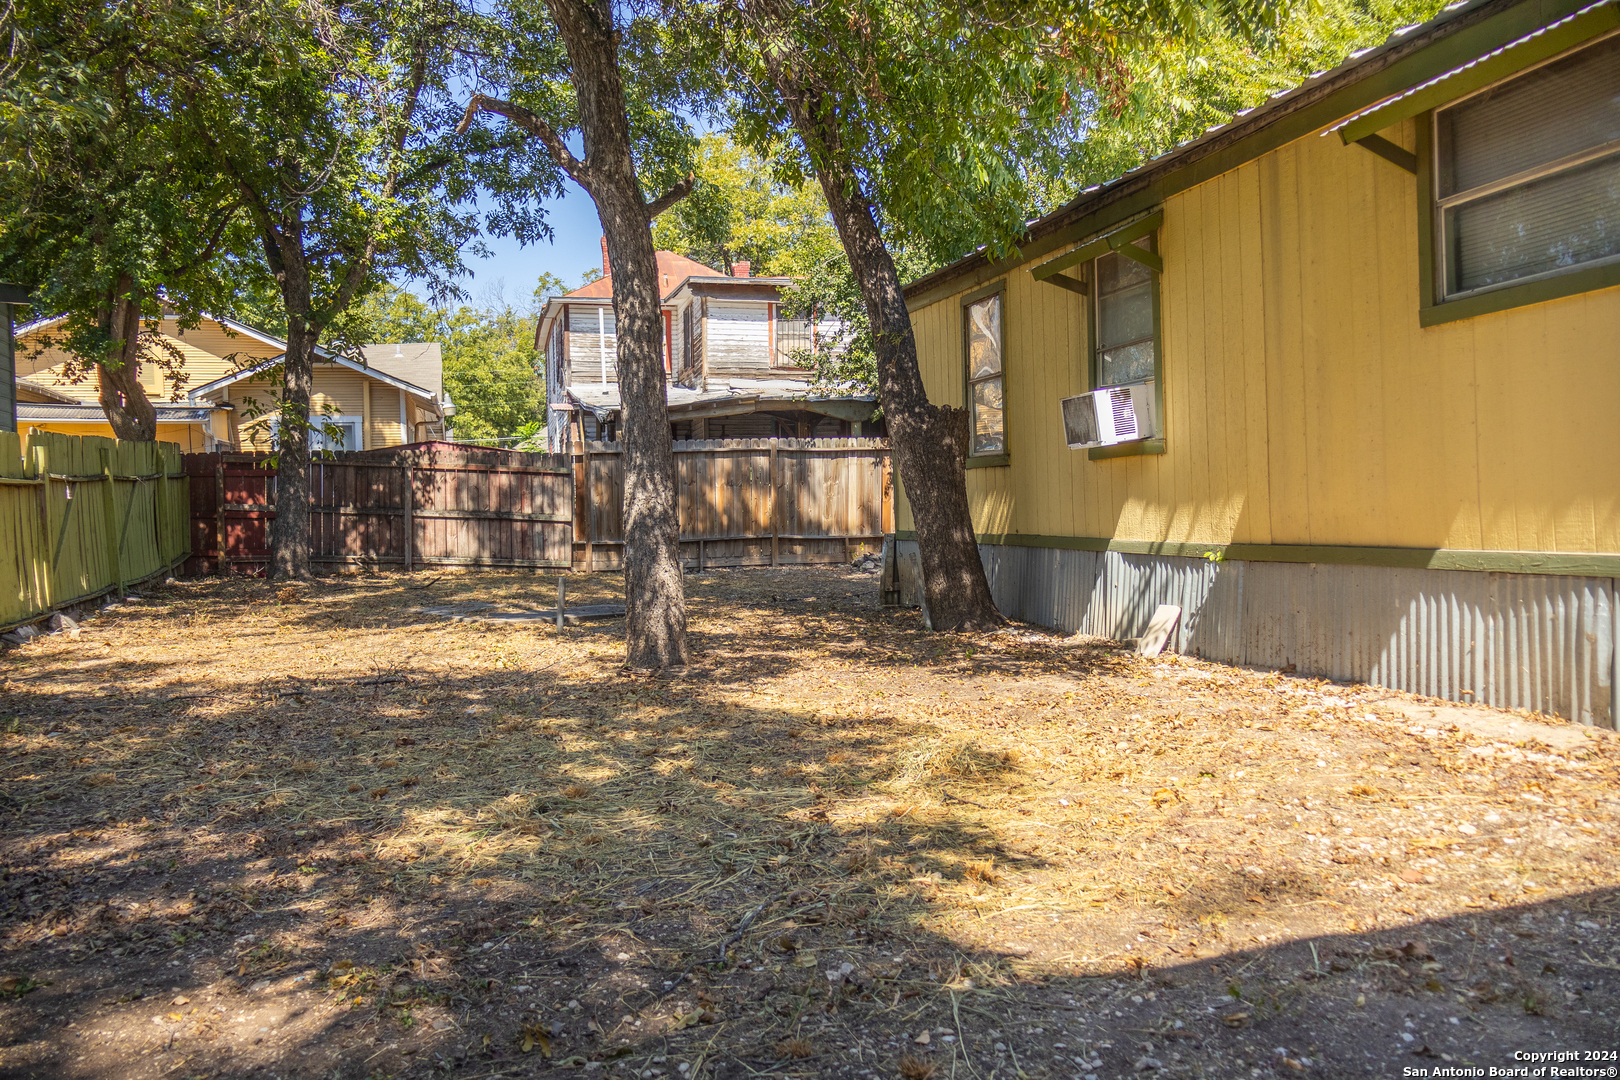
[894,540,1615,727]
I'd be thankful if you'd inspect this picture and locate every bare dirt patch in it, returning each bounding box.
[0,566,1616,1079]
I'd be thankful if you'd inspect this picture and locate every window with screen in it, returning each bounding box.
[964,290,1004,458]
[1433,33,1620,300]
[1094,236,1158,389]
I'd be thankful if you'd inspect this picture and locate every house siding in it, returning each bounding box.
[229,367,369,451]
[902,116,1620,555]
[567,305,617,384]
[704,300,771,380]
[14,317,278,403]
[899,111,1620,725]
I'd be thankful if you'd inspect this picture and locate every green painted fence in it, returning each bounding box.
[0,431,190,630]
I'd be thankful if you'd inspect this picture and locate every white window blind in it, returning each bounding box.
[1435,34,1620,297]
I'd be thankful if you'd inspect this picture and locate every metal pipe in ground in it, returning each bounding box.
[556,577,566,631]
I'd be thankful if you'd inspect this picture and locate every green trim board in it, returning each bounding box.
[905,0,1600,313]
[1421,259,1620,324]
[965,454,1010,469]
[1032,212,1164,283]
[1355,133,1419,173]
[891,530,1620,577]
[1089,438,1167,461]
[1045,273,1089,296]
[1337,0,1620,144]
[961,279,1009,464]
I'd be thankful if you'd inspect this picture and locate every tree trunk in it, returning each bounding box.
[550,0,689,668]
[268,323,315,578]
[96,277,159,442]
[767,72,1000,631]
[264,214,317,580]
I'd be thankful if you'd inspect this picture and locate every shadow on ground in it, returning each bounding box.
[0,568,1615,1079]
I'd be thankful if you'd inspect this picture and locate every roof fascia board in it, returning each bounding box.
[1338,1,1619,144]
[905,0,1582,310]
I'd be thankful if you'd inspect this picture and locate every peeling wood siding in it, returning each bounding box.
[547,318,569,451]
[704,300,772,379]
[567,306,617,385]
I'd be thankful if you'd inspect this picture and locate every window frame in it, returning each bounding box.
[960,279,1009,469]
[1085,232,1166,460]
[1417,31,1620,327]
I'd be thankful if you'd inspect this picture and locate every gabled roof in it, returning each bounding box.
[189,352,440,403]
[359,343,443,400]
[563,251,726,301]
[14,378,79,404]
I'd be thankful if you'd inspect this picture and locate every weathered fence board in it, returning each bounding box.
[576,438,892,571]
[0,431,189,630]
[184,438,891,576]
[183,445,575,575]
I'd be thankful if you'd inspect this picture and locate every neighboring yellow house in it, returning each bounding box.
[12,314,449,452]
[898,0,1620,725]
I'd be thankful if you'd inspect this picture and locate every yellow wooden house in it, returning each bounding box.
[13,314,449,452]
[897,0,1620,725]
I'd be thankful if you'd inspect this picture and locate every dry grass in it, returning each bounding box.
[774,1035,814,1059]
[1,566,1617,1077]
[898,1052,937,1079]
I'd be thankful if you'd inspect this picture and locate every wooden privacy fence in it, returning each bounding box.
[182,445,574,576]
[575,438,893,571]
[184,438,893,575]
[0,431,190,630]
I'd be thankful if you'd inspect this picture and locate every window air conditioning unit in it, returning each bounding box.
[1060,381,1156,449]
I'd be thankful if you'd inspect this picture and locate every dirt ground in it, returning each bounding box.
[1,565,1617,1080]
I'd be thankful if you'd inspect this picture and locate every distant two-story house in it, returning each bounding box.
[537,245,877,451]
[12,313,451,451]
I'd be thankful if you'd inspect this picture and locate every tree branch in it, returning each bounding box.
[645,173,695,220]
[457,93,591,190]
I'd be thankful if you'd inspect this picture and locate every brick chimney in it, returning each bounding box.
[733,261,751,278]
[600,237,610,277]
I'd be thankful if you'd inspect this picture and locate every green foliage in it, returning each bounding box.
[652,133,838,278]
[349,283,545,443]
[1029,0,1456,210]
[0,0,262,387]
[698,0,1448,400]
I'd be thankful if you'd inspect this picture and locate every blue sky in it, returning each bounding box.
[447,181,607,307]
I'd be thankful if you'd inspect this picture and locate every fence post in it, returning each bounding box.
[578,425,593,573]
[881,448,894,535]
[769,441,779,568]
[403,463,414,573]
[154,448,168,571]
[215,461,227,577]
[32,445,56,609]
[100,449,123,598]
